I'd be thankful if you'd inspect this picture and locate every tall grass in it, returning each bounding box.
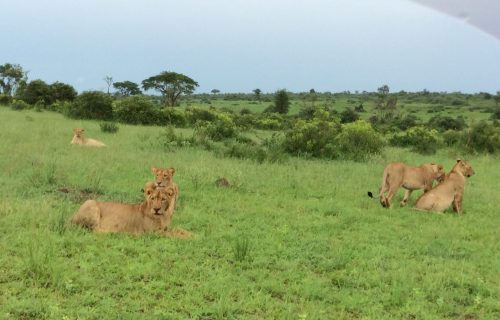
[0,107,499,319]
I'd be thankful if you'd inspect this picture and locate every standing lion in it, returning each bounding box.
[379,162,445,208]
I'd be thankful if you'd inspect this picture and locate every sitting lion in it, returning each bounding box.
[414,159,475,214]
[379,162,445,208]
[71,128,106,147]
[150,167,179,212]
[70,186,176,234]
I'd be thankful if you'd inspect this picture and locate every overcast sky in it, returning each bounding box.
[1,0,499,93]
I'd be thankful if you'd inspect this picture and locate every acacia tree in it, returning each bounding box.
[0,63,27,96]
[142,71,198,107]
[113,81,142,96]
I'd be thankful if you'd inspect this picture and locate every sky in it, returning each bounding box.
[1,0,500,94]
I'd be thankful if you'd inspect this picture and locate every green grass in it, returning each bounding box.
[0,107,499,319]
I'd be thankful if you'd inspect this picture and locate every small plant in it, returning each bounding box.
[233,236,251,262]
[99,121,119,133]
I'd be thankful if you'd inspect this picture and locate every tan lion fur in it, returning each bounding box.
[71,128,106,147]
[70,186,176,234]
[379,162,446,208]
[414,160,475,214]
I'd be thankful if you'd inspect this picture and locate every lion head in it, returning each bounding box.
[73,128,85,139]
[430,163,446,182]
[144,186,175,217]
[152,167,176,188]
[455,159,475,178]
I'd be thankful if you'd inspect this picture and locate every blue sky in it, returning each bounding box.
[1,0,500,93]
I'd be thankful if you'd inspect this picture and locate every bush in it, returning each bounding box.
[442,130,462,147]
[185,107,217,124]
[193,112,237,141]
[162,108,188,127]
[99,122,119,133]
[335,120,385,161]
[340,108,359,124]
[283,112,341,158]
[0,94,12,105]
[113,95,157,125]
[390,126,442,154]
[463,121,500,154]
[427,115,467,131]
[66,91,113,120]
[10,99,31,111]
[21,79,53,106]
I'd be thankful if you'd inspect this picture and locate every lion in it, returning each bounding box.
[71,128,106,147]
[414,159,475,214]
[70,186,176,234]
[151,167,179,198]
[379,162,446,208]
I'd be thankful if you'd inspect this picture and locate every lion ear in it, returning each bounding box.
[456,159,462,163]
[438,165,443,169]
[168,167,176,175]
[165,187,175,197]
[152,167,158,174]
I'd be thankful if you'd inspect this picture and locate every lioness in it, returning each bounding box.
[414,159,475,214]
[70,186,176,234]
[379,162,445,208]
[71,128,106,147]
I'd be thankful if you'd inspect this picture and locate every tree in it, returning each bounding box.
[50,82,77,102]
[21,79,52,105]
[211,89,220,95]
[0,63,27,96]
[274,89,290,114]
[104,76,113,94]
[142,71,199,107]
[253,88,261,101]
[113,81,142,96]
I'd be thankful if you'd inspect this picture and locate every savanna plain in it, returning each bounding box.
[0,104,499,319]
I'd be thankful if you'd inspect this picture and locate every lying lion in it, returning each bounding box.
[70,185,176,234]
[379,162,445,208]
[414,159,475,214]
[71,128,106,147]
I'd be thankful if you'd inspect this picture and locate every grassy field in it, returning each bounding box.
[0,107,499,319]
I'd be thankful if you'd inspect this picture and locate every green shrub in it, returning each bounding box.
[427,115,467,131]
[162,108,188,127]
[66,91,113,120]
[442,130,462,147]
[283,112,341,158]
[335,120,385,161]
[463,121,500,154]
[390,126,442,154]
[113,95,156,125]
[0,94,12,105]
[340,108,359,124]
[99,122,119,133]
[10,99,31,110]
[185,107,217,124]
[193,112,237,141]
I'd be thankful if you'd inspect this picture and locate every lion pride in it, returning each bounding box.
[71,128,106,147]
[379,162,445,208]
[70,186,176,234]
[414,159,475,214]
